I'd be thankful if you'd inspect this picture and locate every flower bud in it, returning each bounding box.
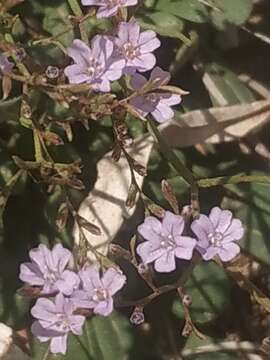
[46,65,60,79]
[130,307,144,325]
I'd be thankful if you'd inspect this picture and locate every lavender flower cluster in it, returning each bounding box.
[19,244,126,354]
[64,2,182,123]
[137,206,244,272]
[19,206,243,354]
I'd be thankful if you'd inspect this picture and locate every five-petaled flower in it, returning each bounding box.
[0,54,13,75]
[137,211,197,273]
[81,0,138,19]
[19,244,79,295]
[114,20,160,74]
[71,266,126,316]
[191,206,244,262]
[31,293,85,354]
[64,36,125,92]
[130,67,182,123]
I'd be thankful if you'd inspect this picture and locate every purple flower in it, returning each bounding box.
[81,0,138,18]
[64,36,125,92]
[71,266,126,316]
[114,20,160,74]
[191,206,244,262]
[130,67,181,123]
[31,293,85,355]
[0,54,13,75]
[137,211,197,273]
[19,244,79,295]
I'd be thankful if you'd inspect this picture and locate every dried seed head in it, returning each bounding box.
[130,307,145,325]
[46,65,60,79]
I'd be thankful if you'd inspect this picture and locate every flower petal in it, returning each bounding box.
[191,214,214,247]
[80,266,102,293]
[131,53,156,72]
[218,243,240,262]
[102,268,126,295]
[201,246,219,261]
[137,216,162,242]
[19,262,44,286]
[31,321,54,341]
[223,219,244,243]
[67,39,92,67]
[31,298,56,322]
[64,64,90,84]
[69,315,86,335]
[50,334,68,355]
[94,298,113,316]
[139,30,161,53]
[162,211,184,237]
[56,270,80,295]
[174,236,197,260]
[154,251,176,272]
[51,244,71,273]
[150,67,170,87]
[151,101,174,123]
[209,207,232,234]
[130,73,147,90]
[161,94,182,106]
[137,241,165,264]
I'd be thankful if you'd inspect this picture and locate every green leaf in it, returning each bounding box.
[0,97,21,123]
[222,173,270,265]
[172,262,230,324]
[43,3,74,47]
[154,0,209,23]
[182,334,241,359]
[137,11,185,40]
[204,63,256,106]
[32,311,134,360]
[211,0,253,29]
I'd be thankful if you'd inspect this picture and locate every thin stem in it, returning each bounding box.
[197,174,270,188]
[118,253,201,308]
[67,0,88,43]
[147,117,200,213]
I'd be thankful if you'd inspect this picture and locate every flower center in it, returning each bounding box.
[86,58,103,78]
[145,93,160,105]
[55,313,70,332]
[122,43,140,60]
[160,234,175,251]
[208,232,223,246]
[44,269,59,284]
[92,288,109,302]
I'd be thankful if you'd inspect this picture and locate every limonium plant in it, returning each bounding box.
[1,0,265,358]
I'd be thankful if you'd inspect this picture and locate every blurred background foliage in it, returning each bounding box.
[0,0,270,359]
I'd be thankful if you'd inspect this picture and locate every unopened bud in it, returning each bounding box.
[130,307,144,325]
[138,263,149,275]
[46,65,60,79]
[14,48,26,61]
[182,294,192,307]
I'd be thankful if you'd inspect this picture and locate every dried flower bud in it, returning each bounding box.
[138,263,149,275]
[46,65,60,79]
[182,294,192,307]
[130,307,145,325]
[126,182,138,208]
[14,47,26,61]
[133,161,147,176]
[76,214,101,236]
[161,179,179,214]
